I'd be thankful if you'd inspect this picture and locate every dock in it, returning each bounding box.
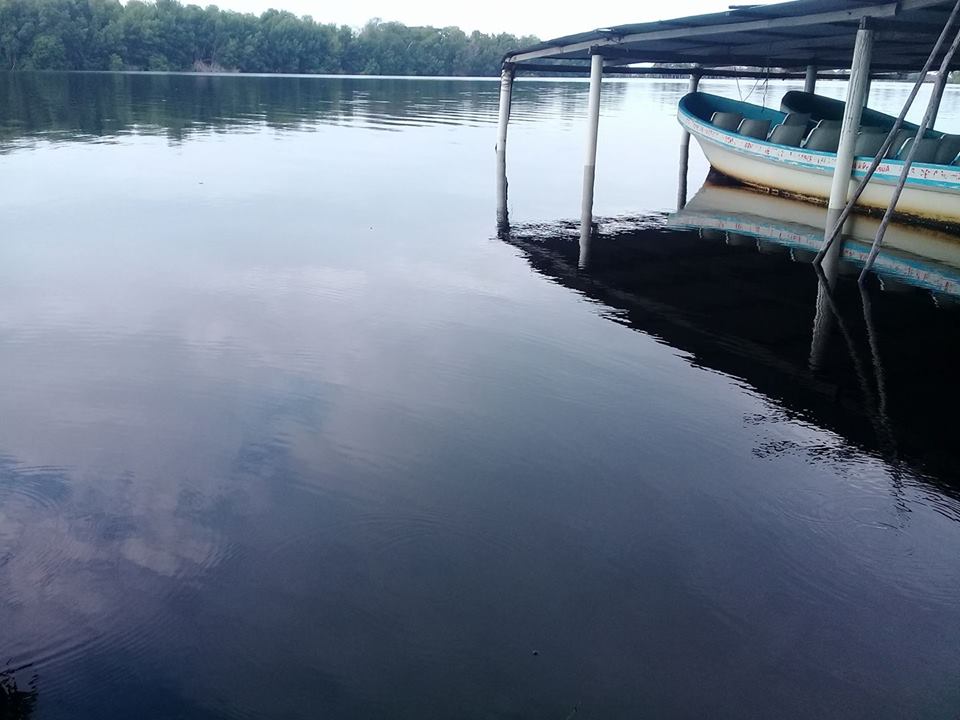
[495,0,960,281]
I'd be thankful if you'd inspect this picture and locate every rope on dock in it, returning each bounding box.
[859,15,960,283]
[813,0,960,268]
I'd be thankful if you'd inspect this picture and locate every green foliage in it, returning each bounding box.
[0,0,538,74]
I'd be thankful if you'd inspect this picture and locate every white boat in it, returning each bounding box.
[678,91,960,225]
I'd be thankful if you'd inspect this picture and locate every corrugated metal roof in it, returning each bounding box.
[504,0,960,71]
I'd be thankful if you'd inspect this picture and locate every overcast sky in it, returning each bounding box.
[211,0,783,40]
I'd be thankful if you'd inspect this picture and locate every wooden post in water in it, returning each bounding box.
[677,68,701,210]
[804,65,817,93]
[822,21,872,281]
[496,64,514,228]
[579,53,604,269]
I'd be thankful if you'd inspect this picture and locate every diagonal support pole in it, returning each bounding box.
[859,17,960,283]
[813,0,960,267]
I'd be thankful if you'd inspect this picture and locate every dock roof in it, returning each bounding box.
[503,0,960,72]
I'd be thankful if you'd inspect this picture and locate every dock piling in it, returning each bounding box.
[579,52,604,268]
[495,64,514,155]
[820,20,873,280]
[496,64,514,228]
[678,69,701,210]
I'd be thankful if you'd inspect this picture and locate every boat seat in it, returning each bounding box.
[854,130,886,158]
[859,126,886,133]
[768,123,806,146]
[885,129,915,158]
[803,125,841,152]
[738,118,771,140]
[711,111,744,131]
[935,134,960,165]
[783,112,811,126]
[897,137,940,163]
[814,119,842,131]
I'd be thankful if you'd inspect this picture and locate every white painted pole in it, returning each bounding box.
[496,65,514,228]
[821,23,872,281]
[827,26,872,213]
[579,53,604,268]
[677,70,701,210]
[495,65,514,154]
[804,64,817,93]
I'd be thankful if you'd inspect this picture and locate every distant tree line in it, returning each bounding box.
[0,0,538,75]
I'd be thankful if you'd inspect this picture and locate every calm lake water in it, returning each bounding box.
[1,72,960,719]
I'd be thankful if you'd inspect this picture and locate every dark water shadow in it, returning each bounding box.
[499,210,960,498]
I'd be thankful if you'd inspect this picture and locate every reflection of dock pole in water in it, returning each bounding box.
[677,69,700,211]
[0,665,38,719]
[496,149,509,234]
[810,208,844,370]
[495,64,514,231]
[578,221,591,268]
[813,258,898,459]
[579,53,604,269]
[860,284,890,423]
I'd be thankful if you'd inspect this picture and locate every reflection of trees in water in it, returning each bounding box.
[0,73,629,148]
[0,666,37,720]
[510,80,628,125]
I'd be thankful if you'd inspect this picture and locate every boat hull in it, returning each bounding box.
[678,96,960,224]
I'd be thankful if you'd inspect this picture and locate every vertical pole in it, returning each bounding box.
[495,64,514,155]
[928,70,949,128]
[678,69,701,210]
[804,64,817,93]
[809,237,842,369]
[496,64,514,229]
[822,21,873,282]
[579,52,604,269]
[864,75,873,107]
[496,146,510,233]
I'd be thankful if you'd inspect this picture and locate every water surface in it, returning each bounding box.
[1,72,959,719]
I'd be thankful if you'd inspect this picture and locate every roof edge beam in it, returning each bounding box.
[504,2,902,64]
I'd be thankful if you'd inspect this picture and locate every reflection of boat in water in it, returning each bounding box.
[499,211,960,496]
[668,182,960,297]
[678,91,960,224]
